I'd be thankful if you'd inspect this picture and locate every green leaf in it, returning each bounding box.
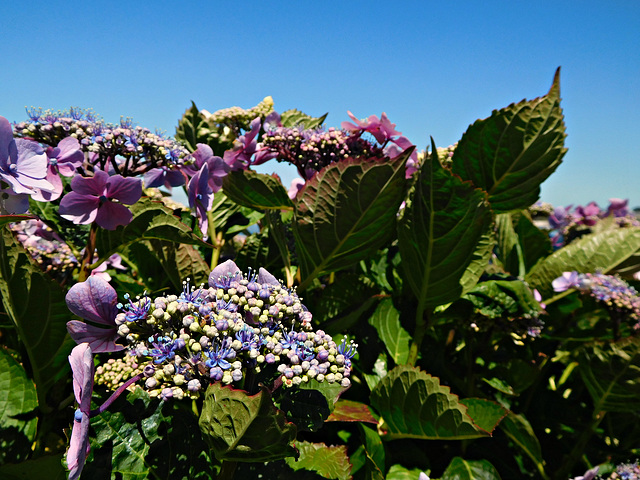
[441,457,502,480]
[234,229,282,273]
[284,441,352,480]
[451,68,566,212]
[525,227,640,298]
[500,412,545,470]
[294,151,410,288]
[175,101,207,152]
[222,169,294,211]
[386,464,428,480]
[280,109,328,129]
[0,349,38,464]
[326,399,378,424]
[148,240,209,290]
[89,389,216,479]
[495,212,552,277]
[370,365,505,440]
[0,215,35,228]
[576,336,640,412]
[0,228,71,410]
[368,298,410,365]
[278,388,331,432]
[0,454,66,480]
[360,424,385,474]
[397,140,494,309]
[199,382,297,462]
[458,398,507,434]
[299,378,348,412]
[95,197,206,260]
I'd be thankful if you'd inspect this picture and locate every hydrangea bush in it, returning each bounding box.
[1,69,640,480]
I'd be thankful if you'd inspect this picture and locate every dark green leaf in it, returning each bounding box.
[0,228,71,410]
[222,169,294,211]
[326,399,377,424]
[279,388,331,432]
[458,398,507,435]
[294,151,410,288]
[370,365,504,440]
[199,382,297,462]
[299,378,348,412]
[368,298,411,365]
[526,227,640,298]
[451,68,566,212]
[234,229,282,273]
[95,197,206,260]
[386,464,428,480]
[280,109,328,129]
[500,412,545,469]
[360,424,385,474]
[175,101,207,152]
[0,348,38,464]
[397,140,494,309]
[441,457,502,480]
[576,336,640,412]
[0,215,35,228]
[0,454,65,480]
[495,212,552,277]
[284,441,352,480]
[148,240,209,290]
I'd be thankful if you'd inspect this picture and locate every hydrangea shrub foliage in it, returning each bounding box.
[1,69,640,480]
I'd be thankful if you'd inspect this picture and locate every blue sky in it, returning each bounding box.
[2,1,638,208]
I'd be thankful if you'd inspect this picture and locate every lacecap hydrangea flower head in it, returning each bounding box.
[67,260,357,402]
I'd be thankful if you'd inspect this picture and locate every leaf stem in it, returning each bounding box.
[408,305,429,366]
[217,460,237,480]
[78,222,98,281]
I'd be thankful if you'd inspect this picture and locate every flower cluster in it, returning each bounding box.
[571,461,640,480]
[202,96,274,136]
[67,260,357,402]
[9,220,78,281]
[14,107,193,177]
[553,271,640,328]
[535,199,639,249]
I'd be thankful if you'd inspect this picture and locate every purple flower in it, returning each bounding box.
[67,343,94,480]
[186,144,229,192]
[223,117,261,170]
[0,185,29,214]
[574,202,601,226]
[208,259,242,289]
[341,111,400,144]
[187,162,214,238]
[32,137,84,202]
[144,166,185,189]
[0,115,53,195]
[59,170,142,230]
[570,466,599,480]
[552,271,580,292]
[287,178,305,200]
[607,198,630,218]
[66,276,124,352]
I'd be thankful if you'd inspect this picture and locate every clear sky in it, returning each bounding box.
[1,1,638,208]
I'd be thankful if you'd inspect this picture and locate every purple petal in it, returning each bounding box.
[209,260,242,288]
[95,201,133,230]
[65,276,118,326]
[0,116,14,166]
[67,321,123,353]
[0,188,29,214]
[552,271,579,292]
[165,169,186,187]
[55,137,84,168]
[30,169,63,202]
[71,171,108,197]
[59,192,100,225]
[67,410,91,480]
[105,175,142,205]
[144,168,166,188]
[68,343,94,409]
[14,139,47,178]
[258,267,280,286]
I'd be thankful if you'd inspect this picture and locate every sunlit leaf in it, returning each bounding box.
[326,399,377,424]
[441,457,502,480]
[284,441,351,480]
[281,109,328,129]
[397,140,493,309]
[223,169,293,211]
[451,68,566,212]
[500,412,545,471]
[368,298,410,365]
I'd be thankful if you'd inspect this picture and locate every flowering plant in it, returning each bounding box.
[1,70,639,480]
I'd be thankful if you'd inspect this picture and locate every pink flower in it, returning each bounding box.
[223,117,261,170]
[32,137,84,202]
[59,170,142,230]
[341,111,400,144]
[552,271,580,292]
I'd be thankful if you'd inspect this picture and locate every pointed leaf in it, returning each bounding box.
[368,298,411,365]
[0,215,36,228]
[148,239,209,290]
[285,441,351,480]
[175,101,206,152]
[0,454,65,480]
[223,169,293,211]
[459,398,508,434]
[441,457,502,480]
[526,227,640,298]
[95,197,207,260]
[577,336,640,412]
[398,141,494,309]
[281,109,328,129]
[451,68,566,212]
[199,382,297,462]
[500,412,545,468]
[326,399,378,424]
[360,424,385,474]
[370,365,504,440]
[0,228,71,410]
[386,464,428,480]
[294,152,410,288]
[0,348,38,464]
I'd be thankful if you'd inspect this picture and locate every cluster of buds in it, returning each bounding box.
[202,96,274,139]
[258,126,383,179]
[94,355,143,391]
[436,143,457,168]
[553,271,640,328]
[101,260,356,400]
[9,220,78,282]
[14,107,193,177]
